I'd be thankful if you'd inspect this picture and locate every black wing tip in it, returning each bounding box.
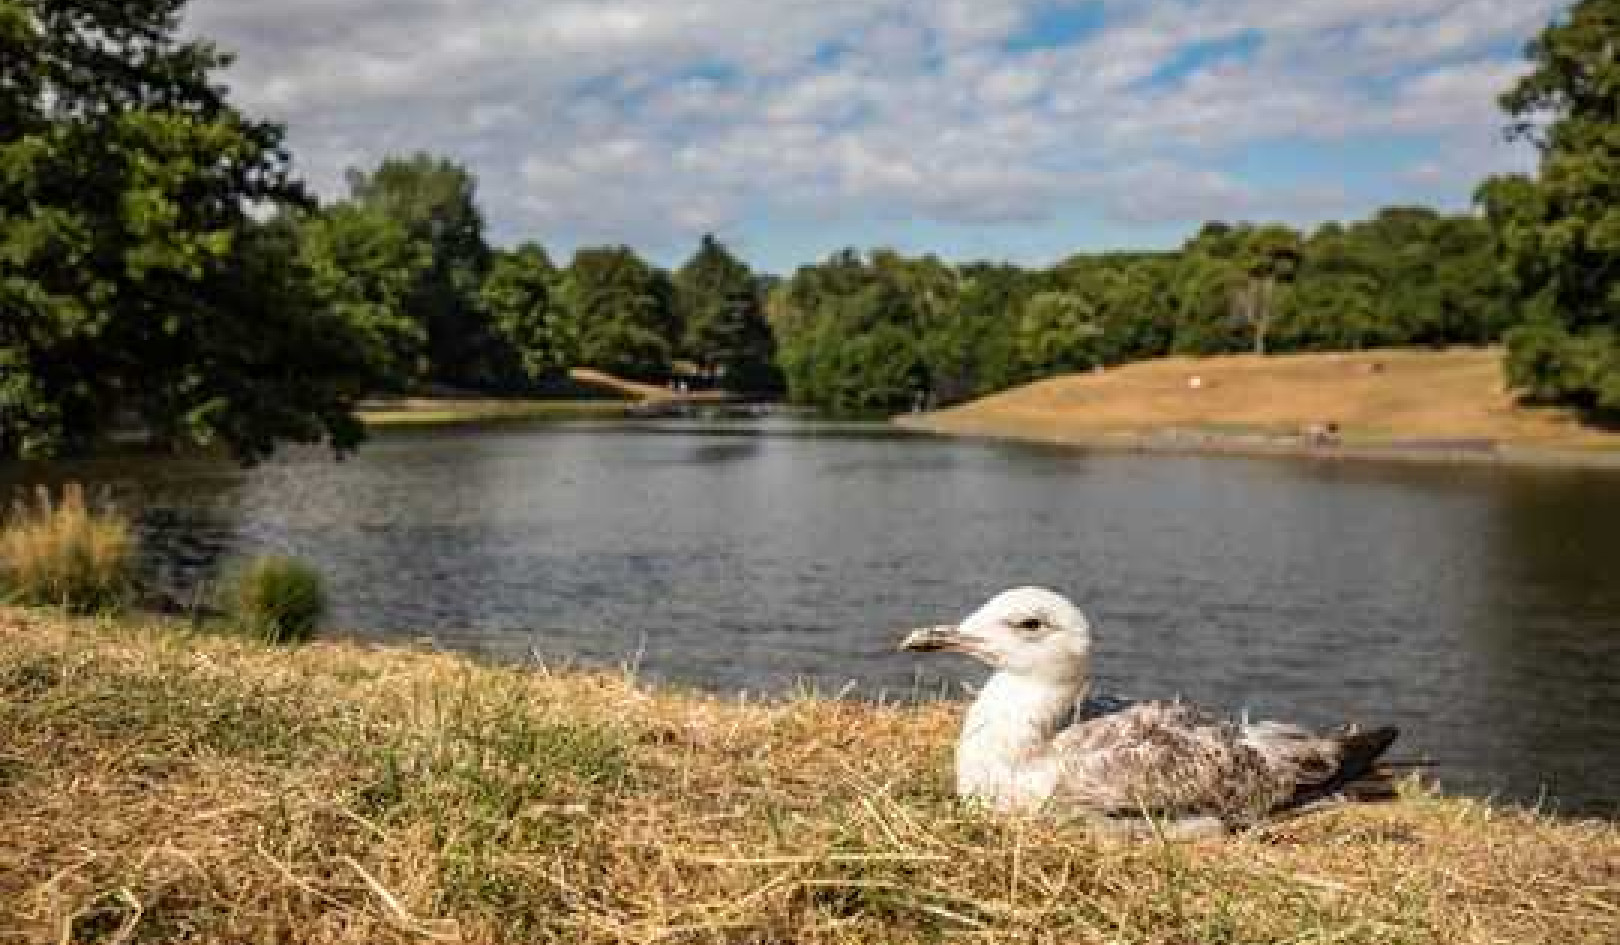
[1334,725,1401,782]
[1350,724,1400,754]
[1278,724,1402,812]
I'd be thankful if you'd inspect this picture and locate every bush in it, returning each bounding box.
[224,555,328,644]
[0,484,134,613]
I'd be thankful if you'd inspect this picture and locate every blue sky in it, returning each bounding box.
[185,0,1568,273]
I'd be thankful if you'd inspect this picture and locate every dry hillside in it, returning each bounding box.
[908,347,1620,454]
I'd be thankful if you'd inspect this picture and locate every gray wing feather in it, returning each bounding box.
[1050,701,1296,824]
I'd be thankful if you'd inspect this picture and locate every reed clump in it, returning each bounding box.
[1,607,1615,944]
[0,484,133,614]
[222,554,328,644]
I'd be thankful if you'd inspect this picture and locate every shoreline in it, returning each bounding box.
[894,414,1620,470]
[893,349,1620,471]
[357,397,632,427]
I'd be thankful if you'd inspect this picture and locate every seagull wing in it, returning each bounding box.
[1048,701,1294,823]
[1050,703,1401,825]
[1244,720,1402,810]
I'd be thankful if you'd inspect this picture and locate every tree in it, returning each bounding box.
[167,217,376,460]
[674,235,778,391]
[1277,273,1382,350]
[295,203,430,391]
[480,242,574,381]
[0,0,370,461]
[1232,226,1304,355]
[769,250,932,414]
[559,246,678,378]
[344,154,498,387]
[1480,0,1620,412]
[923,263,1030,400]
[1016,291,1100,375]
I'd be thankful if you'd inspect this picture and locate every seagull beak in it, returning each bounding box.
[900,625,973,654]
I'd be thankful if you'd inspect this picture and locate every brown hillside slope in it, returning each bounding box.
[905,347,1620,456]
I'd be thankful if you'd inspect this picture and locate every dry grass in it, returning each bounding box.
[358,399,630,427]
[0,485,134,614]
[908,347,1620,456]
[1,608,1615,944]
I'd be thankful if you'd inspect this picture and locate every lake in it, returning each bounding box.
[6,419,1619,814]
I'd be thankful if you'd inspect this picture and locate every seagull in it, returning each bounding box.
[901,587,1399,831]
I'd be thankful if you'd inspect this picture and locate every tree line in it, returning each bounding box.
[281,158,779,397]
[2,0,1616,460]
[770,210,1510,414]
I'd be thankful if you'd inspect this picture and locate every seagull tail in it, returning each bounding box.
[1279,725,1401,811]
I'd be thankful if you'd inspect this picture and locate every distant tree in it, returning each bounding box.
[1232,226,1304,354]
[1016,291,1100,375]
[926,263,1030,399]
[345,154,498,387]
[1051,254,1178,366]
[560,246,678,378]
[1480,0,1620,412]
[0,0,371,461]
[770,250,931,413]
[675,235,779,391]
[1278,273,1382,350]
[296,204,431,391]
[1171,257,1243,355]
[480,242,573,382]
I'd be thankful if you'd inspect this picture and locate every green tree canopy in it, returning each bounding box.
[769,250,931,414]
[1233,225,1304,355]
[480,242,573,381]
[343,154,501,387]
[1016,291,1100,376]
[295,203,430,391]
[0,0,372,460]
[1481,0,1620,412]
[560,246,679,378]
[674,234,779,391]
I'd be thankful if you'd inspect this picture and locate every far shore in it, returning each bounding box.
[357,396,632,427]
[898,348,1620,471]
[895,414,1620,470]
[359,367,751,427]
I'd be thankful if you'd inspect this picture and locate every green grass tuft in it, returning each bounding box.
[223,554,329,644]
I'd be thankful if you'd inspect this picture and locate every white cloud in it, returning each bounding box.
[182,0,1568,263]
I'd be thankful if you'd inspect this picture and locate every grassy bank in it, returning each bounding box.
[903,348,1620,464]
[2,609,1614,943]
[357,368,742,428]
[358,397,632,428]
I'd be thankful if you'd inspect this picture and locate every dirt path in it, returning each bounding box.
[567,367,734,403]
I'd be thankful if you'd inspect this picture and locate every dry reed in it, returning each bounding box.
[0,484,133,613]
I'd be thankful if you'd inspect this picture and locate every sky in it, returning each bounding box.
[183,0,1570,273]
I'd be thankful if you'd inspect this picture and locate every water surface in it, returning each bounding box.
[8,420,1619,814]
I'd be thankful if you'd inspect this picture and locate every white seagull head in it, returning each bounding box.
[901,586,1092,685]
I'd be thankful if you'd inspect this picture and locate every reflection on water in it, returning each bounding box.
[5,419,1618,814]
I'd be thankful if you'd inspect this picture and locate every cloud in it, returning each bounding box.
[182,0,1568,265]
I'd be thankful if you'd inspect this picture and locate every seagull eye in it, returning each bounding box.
[1012,616,1044,632]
